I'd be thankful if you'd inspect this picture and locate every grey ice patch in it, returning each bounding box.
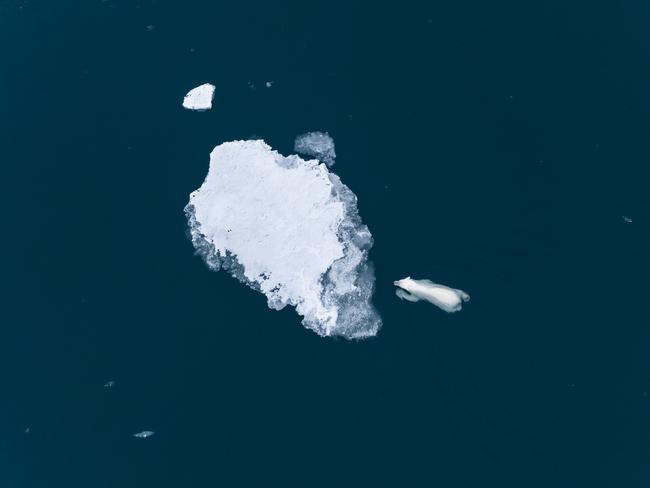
[294,131,336,167]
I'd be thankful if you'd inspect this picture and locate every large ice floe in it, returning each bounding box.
[186,140,381,339]
[182,83,215,111]
[294,132,336,167]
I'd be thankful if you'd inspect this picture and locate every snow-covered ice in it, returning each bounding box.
[394,277,470,313]
[182,83,215,111]
[294,132,336,167]
[186,140,380,339]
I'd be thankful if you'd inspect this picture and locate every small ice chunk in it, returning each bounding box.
[622,216,633,223]
[294,132,336,167]
[182,83,215,111]
[265,81,273,88]
[104,380,115,388]
[394,277,470,313]
[133,431,155,438]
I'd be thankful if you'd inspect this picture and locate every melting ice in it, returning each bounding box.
[294,132,336,167]
[185,140,381,339]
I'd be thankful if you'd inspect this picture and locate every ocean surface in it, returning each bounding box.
[2,0,649,486]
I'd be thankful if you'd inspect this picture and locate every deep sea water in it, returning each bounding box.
[1,0,648,486]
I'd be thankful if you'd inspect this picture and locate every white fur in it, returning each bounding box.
[394,277,470,313]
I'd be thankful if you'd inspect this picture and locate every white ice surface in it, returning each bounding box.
[394,277,470,313]
[186,140,380,339]
[294,132,336,167]
[182,83,215,111]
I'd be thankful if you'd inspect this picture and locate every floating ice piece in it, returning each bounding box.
[185,140,381,339]
[103,380,115,388]
[182,83,215,111]
[265,81,273,88]
[622,215,633,223]
[133,431,155,438]
[294,132,336,167]
[394,277,470,313]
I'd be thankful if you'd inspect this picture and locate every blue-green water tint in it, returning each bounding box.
[1,0,648,486]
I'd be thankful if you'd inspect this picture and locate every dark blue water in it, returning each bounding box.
[2,0,648,486]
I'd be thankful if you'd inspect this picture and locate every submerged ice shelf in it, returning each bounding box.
[186,140,381,339]
[294,132,336,167]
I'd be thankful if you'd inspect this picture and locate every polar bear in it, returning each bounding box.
[393,277,470,313]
